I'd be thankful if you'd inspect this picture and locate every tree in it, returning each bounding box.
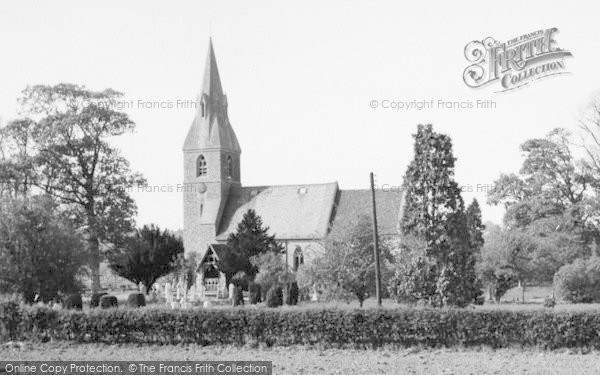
[5,84,146,293]
[107,225,183,294]
[397,124,481,307]
[466,199,485,252]
[219,209,283,280]
[297,215,392,307]
[252,252,293,299]
[0,196,86,303]
[477,224,538,302]
[487,129,597,284]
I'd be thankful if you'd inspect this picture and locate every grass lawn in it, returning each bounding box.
[2,342,600,375]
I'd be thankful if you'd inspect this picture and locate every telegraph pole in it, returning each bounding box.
[370,172,382,307]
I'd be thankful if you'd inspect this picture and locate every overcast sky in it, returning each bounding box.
[1,0,599,230]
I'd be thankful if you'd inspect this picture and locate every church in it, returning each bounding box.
[183,39,404,299]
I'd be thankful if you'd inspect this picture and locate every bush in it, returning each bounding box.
[231,272,249,290]
[266,285,283,307]
[0,299,22,342]
[12,304,600,349]
[285,282,299,306]
[99,295,118,309]
[248,282,261,304]
[90,292,108,308]
[62,294,82,310]
[127,293,146,308]
[554,257,600,303]
[544,297,556,308]
[232,286,244,306]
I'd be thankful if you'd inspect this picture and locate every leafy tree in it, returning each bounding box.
[398,124,481,307]
[107,225,183,294]
[297,215,392,307]
[219,209,283,280]
[252,252,292,299]
[0,196,86,303]
[477,224,538,302]
[388,235,437,304]
[487,129,597,284]
[1,84,145,293]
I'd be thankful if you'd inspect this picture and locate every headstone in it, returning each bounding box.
[311,286,319,302]
[228,283,235,300]
[165,282,172,302]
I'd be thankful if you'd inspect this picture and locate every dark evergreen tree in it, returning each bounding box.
[466,199,485,252]
[219,209,283,280]
[398,124,481,307]
[107,224,183,293]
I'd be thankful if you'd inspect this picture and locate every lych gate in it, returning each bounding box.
[195,244,228,300]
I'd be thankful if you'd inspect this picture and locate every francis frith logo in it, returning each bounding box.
[463,28,572,92]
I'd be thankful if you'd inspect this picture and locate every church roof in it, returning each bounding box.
[216,183,339,241]
[215,183,404,241]
[328,189,404,239]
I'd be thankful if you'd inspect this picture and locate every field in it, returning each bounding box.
[2,342,600,375]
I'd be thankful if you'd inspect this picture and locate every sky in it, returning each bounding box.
[0,0,599,230]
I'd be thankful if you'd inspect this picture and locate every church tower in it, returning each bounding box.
[183,39,241,256]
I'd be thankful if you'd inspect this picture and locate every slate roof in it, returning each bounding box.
[216,183,339,240]
[329,189,404,239]
[215,183,403,241]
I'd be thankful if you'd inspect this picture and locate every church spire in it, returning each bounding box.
[201,38,224,99]
[183,38,240,153]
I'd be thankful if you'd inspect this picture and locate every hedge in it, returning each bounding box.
[4,302,600,349]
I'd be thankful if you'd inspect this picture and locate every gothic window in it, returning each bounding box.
[293,246,304,272]
[226,156,233,178]
[197,155,207,177]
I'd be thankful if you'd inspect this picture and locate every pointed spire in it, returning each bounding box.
[201,38,224,98]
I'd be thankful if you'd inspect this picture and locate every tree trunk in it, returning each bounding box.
[88,235,101,294]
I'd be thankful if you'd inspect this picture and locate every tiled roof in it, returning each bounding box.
[329,189,404,238]
[216,183,339,240]
[215,183,403,242]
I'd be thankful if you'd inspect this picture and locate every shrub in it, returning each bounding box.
[90,292,108,308]
[0,299,22,342]
[285,282,299,306]
[231,272,249,290]
[266,285,283,307]
[248,282,261,304]
[554,257,600,303]
[99,295,118,309]
[127,293,146,308]
[232,286,244,306]
[544,296,556,308]
[62,294,82,310]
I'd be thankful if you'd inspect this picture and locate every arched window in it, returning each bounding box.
[196,155,207,177]
[293,246,304,272]
[226,156,233,178]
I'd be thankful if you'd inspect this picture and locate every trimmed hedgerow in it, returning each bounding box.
[5,302,600,349]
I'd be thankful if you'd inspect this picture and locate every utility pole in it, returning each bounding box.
[370,172,382,307]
